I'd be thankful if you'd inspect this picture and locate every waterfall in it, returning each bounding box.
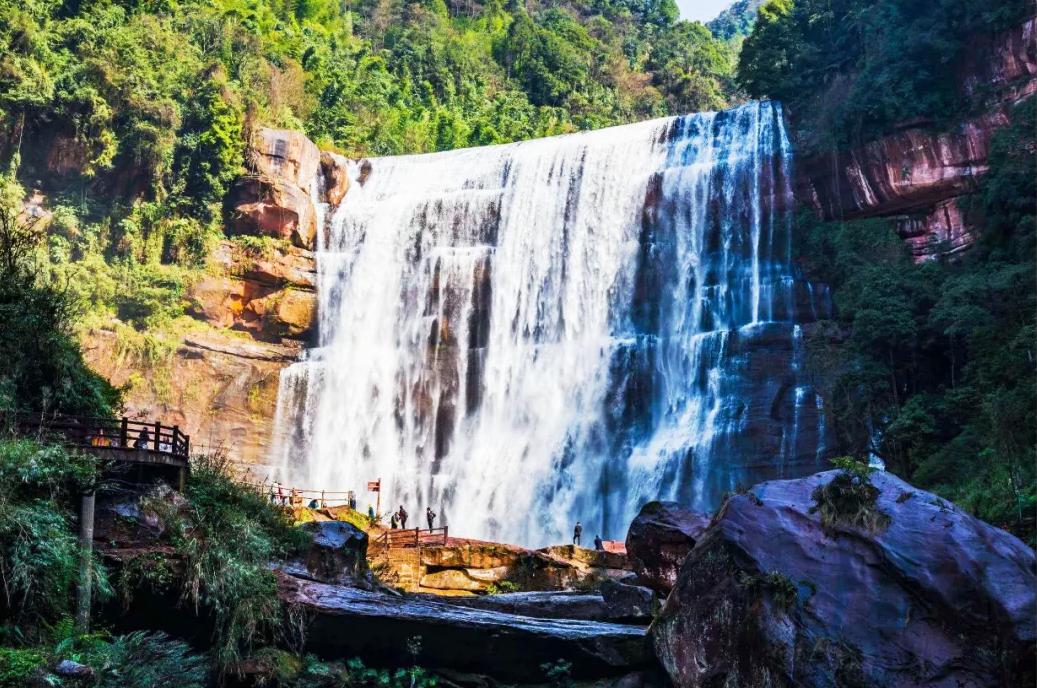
[271,101,832,546]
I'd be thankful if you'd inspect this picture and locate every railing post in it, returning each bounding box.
[172,425,179,455]
[120,417,128,448]
[153,421,161,452]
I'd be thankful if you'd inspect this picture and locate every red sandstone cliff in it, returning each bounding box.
[82,128,351,468]
[795,19,1035,260]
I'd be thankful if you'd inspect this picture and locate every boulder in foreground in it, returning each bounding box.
[625,501,710,594]
[651,470,1036,688]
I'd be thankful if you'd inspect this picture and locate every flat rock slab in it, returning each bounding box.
[279,574,652,681]
[431,591,611,622]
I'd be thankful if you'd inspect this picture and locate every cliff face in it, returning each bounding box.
[83,128,350,468]
[83,234,318,466]
[795,19,1035,260]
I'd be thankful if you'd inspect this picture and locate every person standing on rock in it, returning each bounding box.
[398,505,408,529]
[426,506,437,531]
[594,534,604,551]
[573,521,583,546]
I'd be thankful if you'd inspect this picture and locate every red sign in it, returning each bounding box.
[367,480,380,492]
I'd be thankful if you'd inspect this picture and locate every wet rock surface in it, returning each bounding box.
[600,580,656,622]
[278,573,653,681]
[301,521,369,585]
[625,502,710,594]
[651,470,1037,688]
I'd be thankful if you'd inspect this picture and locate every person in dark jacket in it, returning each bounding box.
[134,428,150,449]
[398,505,408,529]
[426,506,437,531]
[573,521,583,546]
[594,534,604,551]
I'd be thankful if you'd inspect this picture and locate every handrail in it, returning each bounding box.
[2,412,190,460]
[377,526,449,549]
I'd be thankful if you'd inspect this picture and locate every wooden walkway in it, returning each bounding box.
[3,412,190,470]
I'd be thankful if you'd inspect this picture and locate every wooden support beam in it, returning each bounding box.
[75,492,95,633]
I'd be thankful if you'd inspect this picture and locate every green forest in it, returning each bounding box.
[0,0,741,380]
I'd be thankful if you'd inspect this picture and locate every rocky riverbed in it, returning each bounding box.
[95,467,1036,687]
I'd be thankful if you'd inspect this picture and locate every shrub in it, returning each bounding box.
[131,453,308,669]
[810,458,890,533]
[0,647,44,687]
[89,631,208,688]
[738,570,799,609]
[485,580,520,595]
[0,441,111,632]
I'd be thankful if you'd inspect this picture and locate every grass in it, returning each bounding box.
[810,457,891,533]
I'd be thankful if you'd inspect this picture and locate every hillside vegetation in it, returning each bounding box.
[0,0,737,216]
[737,0,1029,150]
[0,0,739,387]
[736,0,1035,541]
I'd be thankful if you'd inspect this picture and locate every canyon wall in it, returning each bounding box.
[794,19,1035,260]
[82,128,349,470]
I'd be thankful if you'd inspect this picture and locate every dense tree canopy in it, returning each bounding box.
[737,0,1030,149]
[0,0,739,284]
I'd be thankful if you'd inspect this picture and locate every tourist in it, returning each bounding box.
[368,504,375,520]
[91,428,110,447]
[277,482,286,505]
[348,491,357,510]
[594,534,604,551]
[398,505,408,529]
[269,482,279,504]
[134,427,150,449]
[308,498,319,509]
[573,521,583,546]
[426,506,436,531]
[390,513,399,529]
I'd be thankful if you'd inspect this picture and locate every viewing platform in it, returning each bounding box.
[3,412,191,483]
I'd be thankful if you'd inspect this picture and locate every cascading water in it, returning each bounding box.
[271,101,832,546]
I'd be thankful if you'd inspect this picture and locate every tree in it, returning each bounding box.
[0,177,119,417]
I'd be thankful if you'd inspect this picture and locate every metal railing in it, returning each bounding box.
[376,527,449,549]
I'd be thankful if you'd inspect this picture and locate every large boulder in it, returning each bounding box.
[226,128,354,250]
[251,128,321,192]
[600,579,656,622]
[225,175,317,249]
[625,501,710,594]
[301,521,369,585]
[320,150,351,207]
[651,470,1037,688]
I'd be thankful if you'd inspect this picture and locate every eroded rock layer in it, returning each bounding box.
[795,19,1036,260]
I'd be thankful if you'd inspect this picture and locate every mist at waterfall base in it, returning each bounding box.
[271,101,833,547]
